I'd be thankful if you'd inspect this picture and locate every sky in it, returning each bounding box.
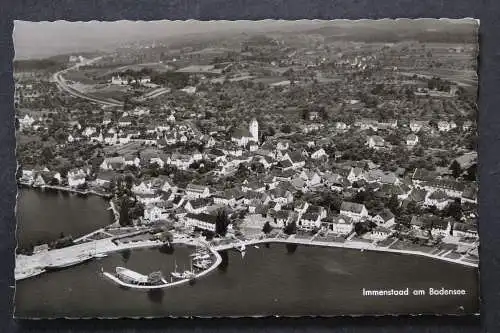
[13,20,323,60]
[13,19,477,60]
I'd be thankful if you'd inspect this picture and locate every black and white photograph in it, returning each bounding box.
[13,18,479,318]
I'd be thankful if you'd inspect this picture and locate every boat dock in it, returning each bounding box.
[102,245,222,290]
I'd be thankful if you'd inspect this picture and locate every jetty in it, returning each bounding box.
[102,244,222,290]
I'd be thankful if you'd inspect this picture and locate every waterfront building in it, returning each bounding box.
[340,201,368,222]
[184,213,217,232]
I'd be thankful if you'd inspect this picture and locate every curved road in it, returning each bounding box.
[52,57,123,107]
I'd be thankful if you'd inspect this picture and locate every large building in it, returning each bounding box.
[231,118,259,147]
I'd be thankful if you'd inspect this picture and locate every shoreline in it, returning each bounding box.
[15,232,478,282]
[212,237,479,268]
[18,182,113,199]
[15,188,478,283]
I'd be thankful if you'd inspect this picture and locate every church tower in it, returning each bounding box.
[249,118,259,141]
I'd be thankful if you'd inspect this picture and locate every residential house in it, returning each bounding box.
[424,190,450,210]
[409,120,428,133]
[419,179,466,198]
[184,198,213,214]
[283,151,306,169]
[136,193,163,205]
[185,184,210,199]
[144,204,168,222]
[366,135,385,149]
[311,148,327,160]
[406,134,419,147]
[340,201,368,222]
[335,122,348,130]
[131,180,156,196]
[347,167,364,183]
[184,213,217,232]
[68,172,86,188]
[437,121,455,132]
[322,215,354,235]
[299,212,322,230]
[365,226,392,241]
[372,209,396,227]
[452,222,478,238]
[94,171,117,188]
[100,156,125,171]
[274,210,293,227]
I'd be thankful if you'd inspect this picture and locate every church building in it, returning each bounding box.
[231,118,259,147]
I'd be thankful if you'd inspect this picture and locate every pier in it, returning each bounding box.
[102,243,222,290]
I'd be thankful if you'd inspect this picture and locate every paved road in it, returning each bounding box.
[53,57,124,107]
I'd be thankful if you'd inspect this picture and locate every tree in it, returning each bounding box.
[281,124,292,134]
[284,221,297,235]
[446,198,463,221]
[464,164,477,181]
[215,209,229,236]
[118,197,132,226]
[449,160,462,178]
[262,221,272,234]
[387,194,400,214]
[41,147,54,163]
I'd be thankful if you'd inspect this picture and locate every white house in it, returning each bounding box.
[100,156,125,170]
[424,190,450,210]
[372,209,396,227]
[68,173,86,188]
[184,213,217,232]
[365,226,392,241]
[184,198,211,214]
[82,126,97,137]
[366,135,385,149]
[323,215,354,235]
[409,120,427,133]
[452,222,478,238]
[347,167,364,183]
[299,212,322,230]
[438,121,452,132]
[144,205,168,222]
[131,181,156,196]
[19,115,36,130]
[340,201,368,222]
[185,184,210,199]
[406,134,419,147]
[311,148,327,160]
[335,122,348,130]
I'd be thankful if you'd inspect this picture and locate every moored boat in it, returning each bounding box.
[115,267,167,286]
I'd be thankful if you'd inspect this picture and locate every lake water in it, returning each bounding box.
[15,189,480,318]
[16,187,113,250]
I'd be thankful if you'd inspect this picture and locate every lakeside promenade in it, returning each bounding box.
[15,229,478,282]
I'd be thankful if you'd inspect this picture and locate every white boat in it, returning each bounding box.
[171,271,184,279]
[171,260,183,279]
[192,254,210,260]
[95,253,108,259]
[183,270,196,279]
[254,245,260,249]
[115,267,167,285]
[236,244,246,252]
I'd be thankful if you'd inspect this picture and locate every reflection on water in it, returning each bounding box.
[15,245,479,318]
[147,289,164,304]
[15,190,480,318]
[218,250,229,273]
[286,243,298,254]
